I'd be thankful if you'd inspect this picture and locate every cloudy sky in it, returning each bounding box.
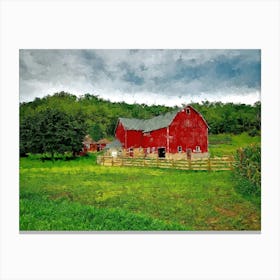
[19,49,261,106]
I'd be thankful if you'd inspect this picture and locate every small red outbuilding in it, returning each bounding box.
[96,138,111,151]
[82,135,97,152]
[115,105,209,158]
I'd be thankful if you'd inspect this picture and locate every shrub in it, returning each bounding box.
[233,144,261,196]
[248,128,260,137]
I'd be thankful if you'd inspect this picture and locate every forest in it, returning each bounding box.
[20,91,261,156]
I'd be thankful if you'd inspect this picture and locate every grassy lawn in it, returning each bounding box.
[20,149,261,231]
[209,132,260,157]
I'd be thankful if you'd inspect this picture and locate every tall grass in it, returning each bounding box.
[233,144,261,198]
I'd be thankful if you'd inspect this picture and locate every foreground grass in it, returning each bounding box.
[20,155,261,231]
[21,193,186,230]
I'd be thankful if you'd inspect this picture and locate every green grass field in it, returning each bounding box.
[20,133,261,231]
[208,132,260,157]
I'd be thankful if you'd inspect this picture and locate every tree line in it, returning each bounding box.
[20,91,261,157]
[190,101,260,135]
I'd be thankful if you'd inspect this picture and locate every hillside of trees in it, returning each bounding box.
[20,91,261,151]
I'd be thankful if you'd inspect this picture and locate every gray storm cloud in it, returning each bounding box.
[19,49,261,105]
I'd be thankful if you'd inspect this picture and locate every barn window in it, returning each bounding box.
[186,108,190,115]
[147,147,150,153]
[195,146,201,152]
[177,146,182,153]
[152,147,155,153]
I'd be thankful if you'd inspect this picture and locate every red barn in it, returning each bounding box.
[115,105,209,159]
[82,135,97,152]
[96,138,111,151]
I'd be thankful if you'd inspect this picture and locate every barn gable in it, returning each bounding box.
[187,106,209,129]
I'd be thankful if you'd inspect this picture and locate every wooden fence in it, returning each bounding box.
[97,156,235,171]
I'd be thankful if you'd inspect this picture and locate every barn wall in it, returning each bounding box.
[126,130,143,148]
[115,122,143,149]
[169,107,208,153]
[142,127,167,149]
[165,152,209,160]
[115,122,126,147]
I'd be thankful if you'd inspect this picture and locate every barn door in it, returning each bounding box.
[158,148,166,158]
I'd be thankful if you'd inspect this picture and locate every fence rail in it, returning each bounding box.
[97,156,235,171]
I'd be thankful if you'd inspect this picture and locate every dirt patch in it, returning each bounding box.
[215,206,236,217]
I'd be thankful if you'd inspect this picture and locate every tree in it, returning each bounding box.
[20,109,88,160]
[89,123,104,141]
[20,92,261,139]
[20,115,41,156]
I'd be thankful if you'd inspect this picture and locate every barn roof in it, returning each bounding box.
[118,105,209,133]
[96,138,111,144]
[83,134,96,145]
[119,110,178,132]
[118,117,146,131]
[142,110,179,132]
[105,139,122,149]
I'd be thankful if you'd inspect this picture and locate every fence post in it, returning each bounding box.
[229,155,234,170]
[207,158,211,171]
[188,159,192,170]
[111,156,114,166]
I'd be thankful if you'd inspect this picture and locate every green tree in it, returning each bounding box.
[20,109,88,160]
[89,123,104,141]
[20,92,261,139]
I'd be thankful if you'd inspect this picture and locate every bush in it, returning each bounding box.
[26,152,83,162]
[233,144,261,196]
[248,128,260,137]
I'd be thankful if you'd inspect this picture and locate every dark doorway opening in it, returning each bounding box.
[158,147,166,158]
